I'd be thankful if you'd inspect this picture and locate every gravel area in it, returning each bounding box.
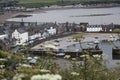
[32,33,118,50]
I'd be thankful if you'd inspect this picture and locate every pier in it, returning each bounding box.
[112,48,120,59]
[29,48,103,60]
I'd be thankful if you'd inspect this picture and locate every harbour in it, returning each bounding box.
[7,7,120,25]
[1,0,120,79]
[30,33,120,68]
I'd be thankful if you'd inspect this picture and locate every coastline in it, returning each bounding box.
[41,6,120,11]
[31,32,120,69]
[32,33,117,50]
[34,5,120,13]
[0,6,120,24]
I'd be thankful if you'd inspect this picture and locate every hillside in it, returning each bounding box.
[19,0,120,3]
[18,0,120,7]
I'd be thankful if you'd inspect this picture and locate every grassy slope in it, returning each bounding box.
[19,0,57,4]
[19,0,92,4]
[19,0,120,3]
[18,0,120,7]
[18,0,82,7]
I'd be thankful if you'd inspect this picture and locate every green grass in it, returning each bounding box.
[19,0,120,3]
[18,0,120,8]
[18,0,82,7]
[19,0,57,4]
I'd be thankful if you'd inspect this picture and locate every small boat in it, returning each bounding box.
[55,53,65,57]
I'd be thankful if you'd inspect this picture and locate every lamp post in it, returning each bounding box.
[109,35,118,48]
[73,34,86,80]
[94,37,100,50]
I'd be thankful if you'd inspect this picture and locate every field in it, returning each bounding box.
[19,0,58,4]
[19,0,85,3]
[18,0,120,7]
[18,0,81,7]
[19,0,120,3]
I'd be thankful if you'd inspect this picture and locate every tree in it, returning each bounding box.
[0,40,3,50]
[73,34,85,50]
[113,28,120,40]
[73,34,88,80]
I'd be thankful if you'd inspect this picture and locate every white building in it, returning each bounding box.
[47,27,57,35]
[0,32,8,40]
[29,32,42,40]
[40,27,57,39]
[12,29,28,45]
[42,31,50,39]
[87,25,102,32]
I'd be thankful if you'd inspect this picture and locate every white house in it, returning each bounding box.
[0,32,8,40]
[87,25,102,32]
[28,27,56,40]
[47,27,57,35]
[12,29,28,45]
[29,32,42,40]
[42,31,50,39]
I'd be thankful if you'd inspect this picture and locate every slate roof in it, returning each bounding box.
[0,0,19,3]
[17,28,27,33]
[0,31,5,35]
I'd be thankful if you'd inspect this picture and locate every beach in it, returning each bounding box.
[31,33,120,69]
[1,6,120,24]
[6,7,120,24]
[32,33,118,50]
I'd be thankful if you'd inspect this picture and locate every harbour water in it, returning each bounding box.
[33,33,120,68]
[7,7,120,25]
[65,40,120,68]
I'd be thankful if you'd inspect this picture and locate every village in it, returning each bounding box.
[0,21,120,60]
[0,21,119,50]
[0,20,120,79]
[0,0,120,80]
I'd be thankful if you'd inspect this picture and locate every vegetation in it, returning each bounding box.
[113,29,120,40]
[0,47,120,79]
[0,34,120,79]
[0,49,59,80]
[0,0,120,8]
[18,0,120,8]
[73,34,85,50]
[0,0,18,7]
